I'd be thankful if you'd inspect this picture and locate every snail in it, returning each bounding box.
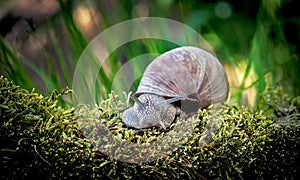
[121,46,229,129]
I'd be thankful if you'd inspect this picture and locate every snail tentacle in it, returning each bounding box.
[131,95,146,108]
[157,96,184,106]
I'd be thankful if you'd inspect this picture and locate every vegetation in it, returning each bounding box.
[0,0,299,179]
[1,76,299,179]
[0,0,299,106]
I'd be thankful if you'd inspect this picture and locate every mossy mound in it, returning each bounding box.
[0,76,299,179]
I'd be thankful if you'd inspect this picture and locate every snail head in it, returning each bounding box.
[131,94,167,129]
[121,94,181,130]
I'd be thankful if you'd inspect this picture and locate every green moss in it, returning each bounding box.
[0,76,299,179]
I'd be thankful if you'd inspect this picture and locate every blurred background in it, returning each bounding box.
[0,0,299,107]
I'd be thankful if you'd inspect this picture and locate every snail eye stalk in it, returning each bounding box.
[131,96,146,108]
[157,96,184,106]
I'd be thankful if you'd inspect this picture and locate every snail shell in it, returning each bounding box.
[121,46,229,129]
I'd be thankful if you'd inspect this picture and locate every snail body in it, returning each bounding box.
[121,46,229,129]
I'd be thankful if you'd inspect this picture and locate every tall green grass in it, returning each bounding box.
[0,36,35,90]
[0,0,299,107]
